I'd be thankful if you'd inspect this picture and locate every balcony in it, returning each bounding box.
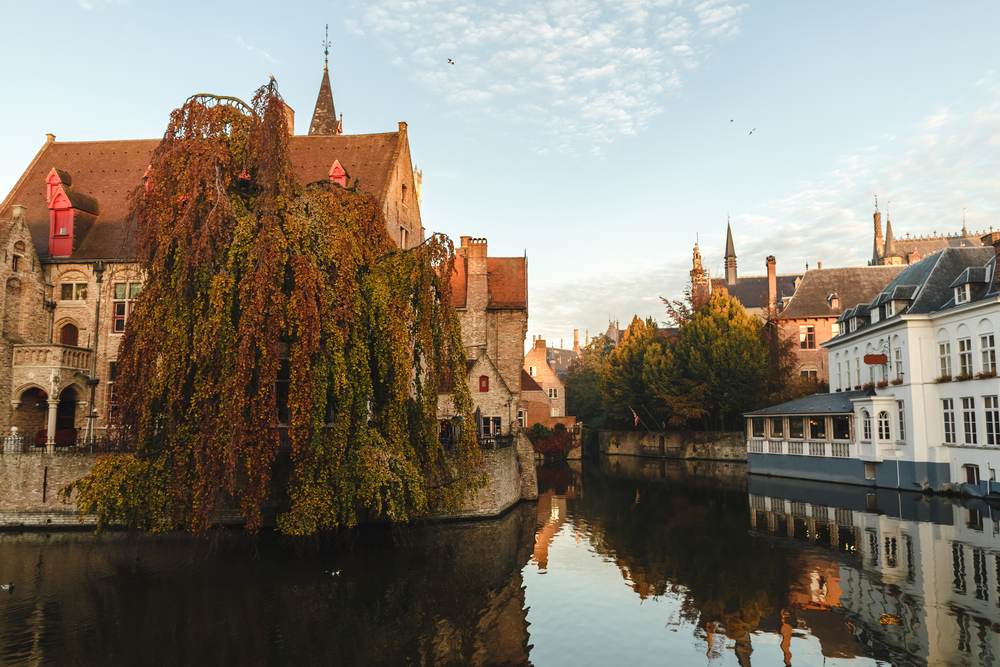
[12,344,92,372]
[746,438,852,459]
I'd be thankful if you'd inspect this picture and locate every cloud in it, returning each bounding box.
[528,78,1000,343]
[347,0,748,150]
[233,35,278,65]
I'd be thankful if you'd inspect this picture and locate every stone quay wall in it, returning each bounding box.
[598,430,746,462]
[0,452,97,527]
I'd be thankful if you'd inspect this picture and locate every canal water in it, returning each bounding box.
[2,457,999,666]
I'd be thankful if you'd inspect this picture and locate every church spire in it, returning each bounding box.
[309,24,343,136]
[724,218,737,285]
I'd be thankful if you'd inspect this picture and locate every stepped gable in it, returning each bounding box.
[0,132,402,260]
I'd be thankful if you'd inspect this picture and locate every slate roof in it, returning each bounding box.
[778,266,904,320]
[308,65,339,136]
[711,274,800,311]
[545,347,577,379]
[1,133,403,260]
[745,390,868,416]
[879,247,996,314]
[890,234,983,260]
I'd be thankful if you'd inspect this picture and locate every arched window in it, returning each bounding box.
[59,323,79,346]
[877,411,891,440]
[862,409,872,440]
[478,375,489,393]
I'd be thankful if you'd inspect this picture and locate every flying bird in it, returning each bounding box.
[748,128,756,135]
[447,58,455,65]
[729,119,734,122]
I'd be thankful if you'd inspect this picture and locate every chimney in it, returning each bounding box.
[45,133,56,144]
[465,237,489,311]
[282,103,295,135]
[573,329,580,354]
[817,260,823,270]
[982,232,1000,292]
[534,338,547,350]
[766,255,777,317]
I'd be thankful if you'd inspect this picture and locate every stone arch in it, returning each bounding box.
[12,386,48,446]
[979,318,994,335]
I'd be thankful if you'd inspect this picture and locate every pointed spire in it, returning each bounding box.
[724,218,737,286]
[884,216,898,257]
[309,24,342,136]
[962,208,969,237]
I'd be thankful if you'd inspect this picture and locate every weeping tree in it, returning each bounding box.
[68,81,482,534]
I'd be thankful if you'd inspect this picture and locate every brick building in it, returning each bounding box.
[436,237,529,442]
[870,203,983,266]
[0,56,425,448]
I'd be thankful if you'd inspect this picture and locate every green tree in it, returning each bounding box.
[601,317,669,430]
[564,337,612,429]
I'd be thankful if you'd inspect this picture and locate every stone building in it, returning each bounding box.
[437,236,528,441]
[0,56,425,448]
[870,204,983,266]
[524,337,568,419]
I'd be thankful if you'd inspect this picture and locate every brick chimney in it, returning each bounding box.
[282,102,295,136]
[465,237,489,311]
[573,329,580,354]
[766,255,777,317]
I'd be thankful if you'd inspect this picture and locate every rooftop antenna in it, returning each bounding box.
[322,23,331,67]
[874,193,879,211]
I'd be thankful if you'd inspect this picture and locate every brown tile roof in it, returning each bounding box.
[778,266,905,320]
[486,257,527,309]
[521,369,543,393]
[449,256,468,308]
[1,132,402,260]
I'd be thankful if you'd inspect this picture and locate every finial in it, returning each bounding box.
[322,24,331,67]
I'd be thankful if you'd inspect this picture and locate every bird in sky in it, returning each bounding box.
[447,58,455,65]
[748,128,756,135]
[730,119,734,122]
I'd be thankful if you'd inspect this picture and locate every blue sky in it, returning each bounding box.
[3,1,1000,346]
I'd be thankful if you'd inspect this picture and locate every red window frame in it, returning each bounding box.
[479,375,489,392]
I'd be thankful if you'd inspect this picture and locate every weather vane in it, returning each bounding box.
[323,24,331,65]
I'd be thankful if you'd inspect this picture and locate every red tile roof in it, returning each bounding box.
[521,369,543,393]
[447,256,527,310]
[1,132,402,260]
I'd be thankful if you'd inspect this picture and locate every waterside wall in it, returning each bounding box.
[598,430,746,462]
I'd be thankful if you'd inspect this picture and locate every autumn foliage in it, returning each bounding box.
[69,81,482,534]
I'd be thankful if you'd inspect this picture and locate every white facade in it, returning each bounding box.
[828,292,1000,490]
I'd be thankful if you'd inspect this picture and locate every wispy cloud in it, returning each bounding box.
[530,75,1000,342]
[347,0,748,151]
[233,35,278,65]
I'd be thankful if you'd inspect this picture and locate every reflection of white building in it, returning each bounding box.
[748,241,1000,494]
[750,485,1000,665]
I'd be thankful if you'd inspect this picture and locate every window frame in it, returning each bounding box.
[877,410,891,441]
[962,397,978,445]
[985,395,1000,446]
[981,334,996,374]
[60,282,88,301]
[861,409,872,441]
[939,341,953,378]
[111,281,142,334]
[958,337,973,376]
[943,398,957,444]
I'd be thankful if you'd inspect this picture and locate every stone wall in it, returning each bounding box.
[0,452,97,527]
[445,445,522,519]
[598,429,746,462]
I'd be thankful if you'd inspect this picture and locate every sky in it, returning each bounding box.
[2,1,1000,347]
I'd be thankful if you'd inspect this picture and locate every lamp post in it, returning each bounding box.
[84,260,105,448]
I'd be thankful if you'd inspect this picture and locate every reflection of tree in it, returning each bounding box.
[0,505,536,666]
[573,460,790,642]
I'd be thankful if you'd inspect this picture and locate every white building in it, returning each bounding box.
[747,238,1000,495]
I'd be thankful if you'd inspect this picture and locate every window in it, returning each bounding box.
[962,397,978,444]
[59,323,79,346]
[958,338,973,376]
[770,417,784,438]
[939,342,953,378]
[809,416,826,440]
[897,401,905,442]
[956,284,971,304]
[893,347,903,380]
[478,375,489,393]
[517,409,526,428]
[832,322,840,336]
[833,415,850,440]
[855,354,861,385]
[986,396,1000,446]
[953,543,967,594]
[550,406,561,417]
[965,464,981,485]
[885,301,895,317]
[528,366,536,377]
[844,359,851,388]
[399,226,409,248]
[547,387,558,399]
[479,415,501,438]
[834,362,841,390]
[861,409,872,440]
[60,283,87,300]
[974,549,989,601]
[943,398,957,444]
[885,536,898,568]
[11,255,19,272]
[800,369,818,381]
[112,281,142,333]
[982,334,996,374]
[788,417,804,439]
[877,411,891,440]
[107,361,119,423]
[865,463,876,480]
[799,325,816,349]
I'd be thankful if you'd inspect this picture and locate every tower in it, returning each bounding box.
[309,24,343,136]
[724,219,737,286]
[690,240,710,308]
[872,196,884,264]
[882,215,903,265]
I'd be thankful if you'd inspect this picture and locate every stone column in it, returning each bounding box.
[46,398,58,453]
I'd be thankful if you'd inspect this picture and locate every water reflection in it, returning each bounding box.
[3,459,999,665]
[0,504,536,666]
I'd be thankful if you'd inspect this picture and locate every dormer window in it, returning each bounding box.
[956,284,971,304]
[849,318,858,333]
[871,309,880,324]
[885,301,895,317]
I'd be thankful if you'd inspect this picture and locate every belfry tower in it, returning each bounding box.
[309,24,344,136]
